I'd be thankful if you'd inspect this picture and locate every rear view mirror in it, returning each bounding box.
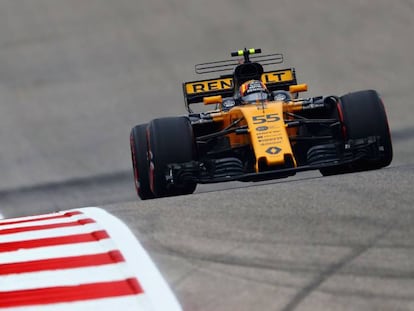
[289,84,308,94]
[203,95,223,105]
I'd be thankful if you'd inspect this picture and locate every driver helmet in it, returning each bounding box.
[239,80,270,104]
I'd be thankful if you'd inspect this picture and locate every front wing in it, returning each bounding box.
[166,136,381,184]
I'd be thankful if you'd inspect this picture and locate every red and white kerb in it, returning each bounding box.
[0,208,181,311]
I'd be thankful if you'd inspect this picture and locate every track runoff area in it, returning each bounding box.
[0,207,181,311]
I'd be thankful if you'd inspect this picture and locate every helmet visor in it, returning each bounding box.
[241,91,269,103]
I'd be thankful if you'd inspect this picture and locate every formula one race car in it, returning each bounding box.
[130,48,392,199]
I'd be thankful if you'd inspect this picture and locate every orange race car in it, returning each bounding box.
[130,48,392,200]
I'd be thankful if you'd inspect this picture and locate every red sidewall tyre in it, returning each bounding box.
[130,124,154,200]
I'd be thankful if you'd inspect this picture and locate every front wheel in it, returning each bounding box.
[320,90,392,176]
[148,116,197,198]
[130,124,154,200]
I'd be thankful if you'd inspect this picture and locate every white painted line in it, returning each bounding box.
[0,223,103,243]
[0,210,70,224]
[0,263,134,291]
[4,296,150,311]
[0,212,4,220]
[0,240,117,264]
[0,214,92,230]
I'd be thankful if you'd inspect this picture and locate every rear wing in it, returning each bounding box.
[183,68,297,111]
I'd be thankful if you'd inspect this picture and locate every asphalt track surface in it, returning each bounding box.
[0,1,413,310]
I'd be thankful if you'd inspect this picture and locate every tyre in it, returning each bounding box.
[147,116,197,197]
[130,124,154,200]
[320,90,392,176]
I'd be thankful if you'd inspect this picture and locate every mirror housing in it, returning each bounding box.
[289,83,308,94]
[203,95,223,105]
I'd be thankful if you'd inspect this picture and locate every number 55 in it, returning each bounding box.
[252,114,280,124]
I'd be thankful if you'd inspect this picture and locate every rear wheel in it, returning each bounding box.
[148,116,197,198]
[320,90,392,176]
[130,124,154,200]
